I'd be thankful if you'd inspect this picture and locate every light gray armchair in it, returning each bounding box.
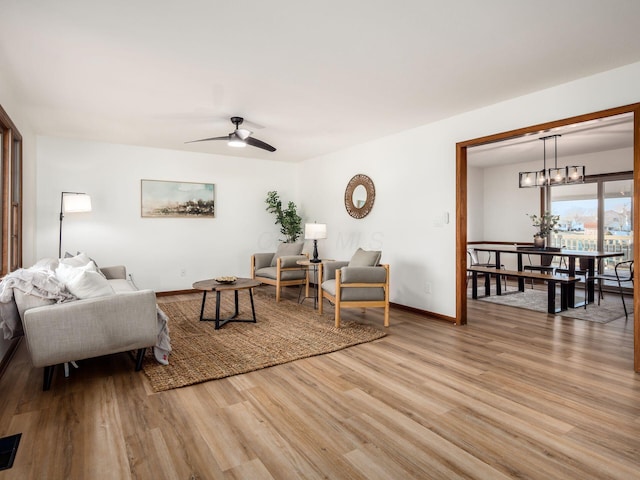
[251,243,308,302]
[318,249,390,328]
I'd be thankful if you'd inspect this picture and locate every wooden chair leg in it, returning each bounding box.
[335,303,341,328]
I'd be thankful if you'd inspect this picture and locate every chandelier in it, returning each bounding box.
[519,134,585,188]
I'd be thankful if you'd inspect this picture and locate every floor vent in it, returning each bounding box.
[0,433,21,470]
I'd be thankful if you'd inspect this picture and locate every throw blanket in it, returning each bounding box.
[0,267,76,340]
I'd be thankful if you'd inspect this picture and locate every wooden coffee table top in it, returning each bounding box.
[192,277,261,292]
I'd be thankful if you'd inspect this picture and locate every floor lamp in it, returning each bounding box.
[305,223,327,263]
[59,192,92,258]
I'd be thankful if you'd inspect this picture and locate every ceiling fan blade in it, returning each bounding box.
[236,128,252,140]
[184,136,228,144]
[246,136,277,152]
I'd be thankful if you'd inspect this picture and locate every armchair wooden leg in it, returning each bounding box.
[384,304,390,327]
[318,293,323,313]
[335,303,341,328]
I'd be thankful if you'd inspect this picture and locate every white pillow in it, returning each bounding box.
[55,262,115,299]
[59,252,93,268]
[29,257,59,272]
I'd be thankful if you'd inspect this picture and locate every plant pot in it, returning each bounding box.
[533,236,545,248]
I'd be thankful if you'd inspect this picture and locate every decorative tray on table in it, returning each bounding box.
[215,276,237,285]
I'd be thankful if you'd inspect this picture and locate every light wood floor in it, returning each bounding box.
[0,286,638,479]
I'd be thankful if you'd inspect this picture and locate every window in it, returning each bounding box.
[0,104,23,275]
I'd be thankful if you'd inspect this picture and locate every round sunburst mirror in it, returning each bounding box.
[345,174,375,219]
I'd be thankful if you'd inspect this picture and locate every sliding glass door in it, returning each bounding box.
[550,173,633,276]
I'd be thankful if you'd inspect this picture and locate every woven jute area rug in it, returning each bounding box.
[143,291,387,392]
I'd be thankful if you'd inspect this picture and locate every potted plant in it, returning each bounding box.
[265,191,303,243]
[528,211,560,248]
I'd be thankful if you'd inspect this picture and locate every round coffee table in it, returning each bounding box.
[192,277,261,329]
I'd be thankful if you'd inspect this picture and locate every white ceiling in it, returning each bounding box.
[1,0,640,162]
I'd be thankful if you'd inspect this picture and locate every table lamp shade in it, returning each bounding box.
[305,223,327,240]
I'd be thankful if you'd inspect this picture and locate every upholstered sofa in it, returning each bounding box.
[1,255,158,390]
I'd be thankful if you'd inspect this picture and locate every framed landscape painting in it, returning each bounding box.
[141,180,215,218]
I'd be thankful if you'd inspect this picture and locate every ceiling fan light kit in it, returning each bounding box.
[518,134,585,188]
[186,116,276,152]
[227,134,247,148]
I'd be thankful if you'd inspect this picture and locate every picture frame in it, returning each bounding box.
[141,179,215,218]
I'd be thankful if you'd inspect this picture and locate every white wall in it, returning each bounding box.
[35,137,301,292]
[299,61,640,317]
[467,166,485,242]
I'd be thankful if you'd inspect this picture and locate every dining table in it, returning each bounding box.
[472,245,624,308]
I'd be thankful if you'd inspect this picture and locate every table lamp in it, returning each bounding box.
[305,223,327,263]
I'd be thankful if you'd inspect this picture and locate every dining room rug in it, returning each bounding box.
[475,287,631,323]
[142,291,387,392]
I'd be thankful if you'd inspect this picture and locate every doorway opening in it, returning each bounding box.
[456,102,640,371]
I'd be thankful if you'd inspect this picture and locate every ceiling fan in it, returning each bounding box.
[186,116,276,152]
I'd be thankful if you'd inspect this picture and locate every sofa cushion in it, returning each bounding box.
[348,248,381,267]
[270,242,304,266]
[14,290,56,320]
[340,266,387,283]
[109,279,137,293]
[55,262,115,299]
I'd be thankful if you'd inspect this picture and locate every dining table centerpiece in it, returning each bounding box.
[528,211,560,248]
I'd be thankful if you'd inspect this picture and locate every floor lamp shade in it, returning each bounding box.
[63,193,92,213]
[59,192,92,258]
[305,223,327,263]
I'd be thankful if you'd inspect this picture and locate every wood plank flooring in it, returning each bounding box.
[1,286,639,479]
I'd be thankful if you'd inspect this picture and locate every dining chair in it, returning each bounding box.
[467,248,506,290]
[592,260,634,318]
[523,253,555,288]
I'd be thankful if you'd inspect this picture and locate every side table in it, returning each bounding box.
[297,259,333,309]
